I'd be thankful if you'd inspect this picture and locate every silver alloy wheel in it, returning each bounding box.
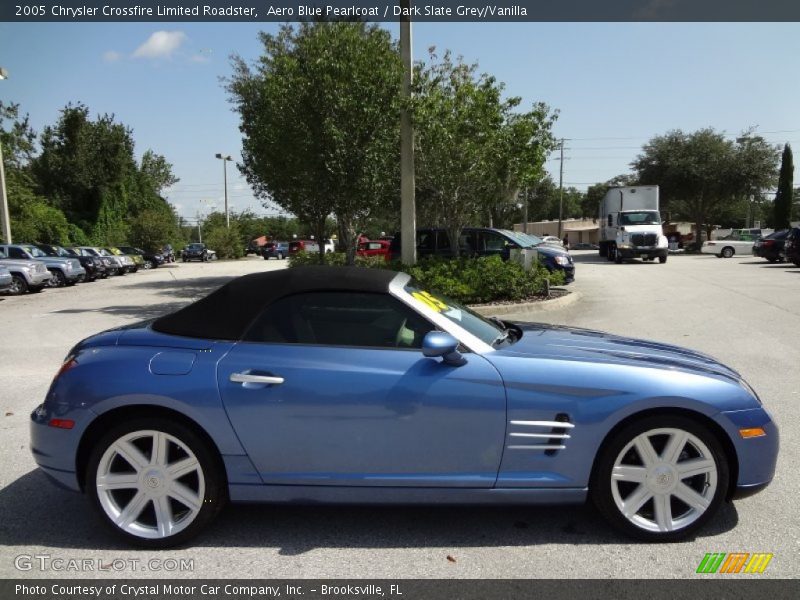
[95,430,205,539]
[610,427,717,533]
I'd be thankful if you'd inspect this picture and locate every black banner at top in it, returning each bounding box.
[2,0,800,22]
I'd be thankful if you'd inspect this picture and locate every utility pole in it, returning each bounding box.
[215,153,232,228]
[523,188,529,234]
[399,0,416,265]
[557,138,565,238]
[0,67,11,244]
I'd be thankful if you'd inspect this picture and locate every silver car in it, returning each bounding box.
[0,249,52,295]
[0,244,85,287]
[0,265,12,292]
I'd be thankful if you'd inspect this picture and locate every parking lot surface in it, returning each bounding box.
[0,253,797,579]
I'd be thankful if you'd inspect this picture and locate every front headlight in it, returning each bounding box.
[657,235,668,248]
[554,255,570,266]
[21,265,32,274]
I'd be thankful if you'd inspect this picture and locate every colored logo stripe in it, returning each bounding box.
[744,554,773,574]
[696,553,773,574]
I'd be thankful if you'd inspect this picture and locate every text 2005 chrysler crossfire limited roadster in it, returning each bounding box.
[31,267,778,547]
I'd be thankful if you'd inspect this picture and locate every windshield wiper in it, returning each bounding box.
[488,316,506,330]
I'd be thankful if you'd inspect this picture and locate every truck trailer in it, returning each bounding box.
[598,185,668,264]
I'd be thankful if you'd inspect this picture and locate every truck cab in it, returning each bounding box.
[599,186,669,264]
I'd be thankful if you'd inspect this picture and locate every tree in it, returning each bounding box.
[773,144,793,229]
[227,22,403,264]
[129,207,180,252]
[632,129,779,245]
[139,150,179,195]
[413,50,556,255]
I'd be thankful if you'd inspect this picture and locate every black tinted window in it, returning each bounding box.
[8,247,27,259]
[244,292,433,349]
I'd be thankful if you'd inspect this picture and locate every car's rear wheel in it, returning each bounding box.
[49,270,67,287]
[87,418,225,548]
[592,415,728,542]
[659,255,667,264]
[721,247,734,258]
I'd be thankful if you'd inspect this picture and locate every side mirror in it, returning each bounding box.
[422,331,466,366]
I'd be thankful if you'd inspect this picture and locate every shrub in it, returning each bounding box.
[289,251,388,269]
[204,223,244,259]
[289,252,561,304]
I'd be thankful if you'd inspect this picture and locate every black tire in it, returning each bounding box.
[614,247,623,264]
[658,255,667,264]
[721,247,734,258]
[607,244,616,262]
[29,285,45,293]
[599,242,607,258]
[49,270,67,288]
[7,274,28,295]
[591,414,729,542]
[86,417,226,549]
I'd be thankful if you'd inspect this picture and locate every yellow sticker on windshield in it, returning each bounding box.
[412,291,450,313]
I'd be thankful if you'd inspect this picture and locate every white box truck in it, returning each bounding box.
[599,185,668,264]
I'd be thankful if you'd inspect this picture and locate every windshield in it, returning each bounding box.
[54,246,73,257]
[619,211,661,226]
[500,229,543,248]
[403,282,504,346]
[22,245,47,257]
[188,244,204,250]
[98,249,112,256]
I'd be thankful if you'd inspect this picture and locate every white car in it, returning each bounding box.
[701,230,758,258]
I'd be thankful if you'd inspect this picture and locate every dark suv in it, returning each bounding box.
[182,243,210,262]
[784,227,800,266]
[390,227,575,283]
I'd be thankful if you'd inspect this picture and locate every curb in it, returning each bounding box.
[469,289,580,317]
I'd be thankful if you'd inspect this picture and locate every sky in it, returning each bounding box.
[1,21,800,221]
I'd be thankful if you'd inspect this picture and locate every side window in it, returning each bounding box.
[244,292,434,349]
[435,231,451,251]
[459,231,476,255]
[8,247,26,259]
[416,231,435,251]
[478,231,506,252]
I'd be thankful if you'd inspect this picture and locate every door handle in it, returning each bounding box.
[230,372,285,385]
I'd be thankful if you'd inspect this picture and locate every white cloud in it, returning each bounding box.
[190,54,210,64]
[133,31,187,60]
[103,50,121,62]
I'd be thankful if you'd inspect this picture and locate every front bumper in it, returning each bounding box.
[617,247,668,259]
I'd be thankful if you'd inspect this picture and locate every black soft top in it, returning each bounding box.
[152,266,401,341]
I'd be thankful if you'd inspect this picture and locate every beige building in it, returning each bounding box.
[513,218,600,245]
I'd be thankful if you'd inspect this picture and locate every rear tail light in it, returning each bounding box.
[53,356,78,382]
[48,418,75,429]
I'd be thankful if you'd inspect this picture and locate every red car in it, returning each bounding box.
[357,239,391,261]
[288,240,320,255]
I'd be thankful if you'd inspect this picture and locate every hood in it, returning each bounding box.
[0,258,44,269]
[533,244,570,257]
[499,322,740,383]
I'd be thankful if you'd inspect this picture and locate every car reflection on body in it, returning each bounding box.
[30,267,777,547]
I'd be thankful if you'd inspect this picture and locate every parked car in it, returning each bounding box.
[783,227,800,266]
[182,243,211,262]
[752,230,789,263]
[36,244,105,282]
[260,241,289,260]
[117,246,164,270]
[0,264,13,292]
[0,243,85,287]
[288,240,320,255]
[0,248,51,294]
[357,239,391,260]
[390,228,575,283]
[541,235,565,247]
[162,244,176,263]
[73,247,115,278]
[105,247,138,273]
[701,231,758,258]
[31,266,777,546]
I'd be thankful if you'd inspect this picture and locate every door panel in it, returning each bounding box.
[218,344,507,487]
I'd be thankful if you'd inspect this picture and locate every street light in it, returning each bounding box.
[214,153,232,228]
[0,67,11,243]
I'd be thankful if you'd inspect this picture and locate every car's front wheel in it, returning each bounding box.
[87,418,225,548]
[592,415,728,542]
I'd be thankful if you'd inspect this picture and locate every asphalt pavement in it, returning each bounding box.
[0,252,797,579]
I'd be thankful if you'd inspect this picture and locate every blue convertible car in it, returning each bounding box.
[31,267,777,547]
